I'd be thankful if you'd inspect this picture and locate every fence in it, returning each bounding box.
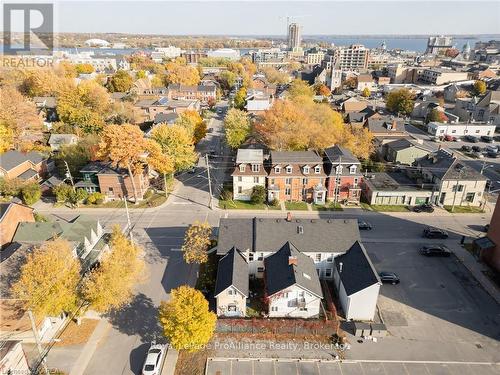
[216,318,338,336]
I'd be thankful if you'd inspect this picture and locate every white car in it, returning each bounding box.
[142,342,166,375]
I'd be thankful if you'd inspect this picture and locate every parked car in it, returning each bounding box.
[358,220,373,230]
[413,203,434,213]
[486,145,499,153]
[464,135,479,143]
[461,145,472,152]
[484,224,490,232]
[481,135,493,143]
[142,342,166,375]
[423,227,449,239]
[187,166,196,174]
[472,145,482,153]
[420,244,452,257]
[444,135,457,142]
[379,271,400,284]
[487,151,499,158]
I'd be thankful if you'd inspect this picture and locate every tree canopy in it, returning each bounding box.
[224,108,251,149]
[182,221,212,264]
[385,88,415,116]
[106,70,133,93]
[473,80,487,96]
[151,124,198,172]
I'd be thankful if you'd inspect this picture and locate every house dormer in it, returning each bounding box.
[335,165,343,174]
[303,165,310,174]
[274,165,281,174]
[314,165,321,174]
[239,164,245,172]
[349,165,357,174]
[286,165,293,174]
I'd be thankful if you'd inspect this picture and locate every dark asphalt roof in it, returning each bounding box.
[264,242,323,297]
[214,247,249,297]
[0,151,46,172]
[270,151,322,164]
[385,138,430,152]
[17,169,38,180]
[154,112,179,124]
[324,145,360,164]
[416,149,487,181]
[217,217,360,255]
[335,241,381,296]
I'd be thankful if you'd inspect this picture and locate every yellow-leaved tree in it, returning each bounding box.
[13,239,81,317]
[81,226,145,313]
[151,124,198,172]
[158,286,216,352]
[146,140,174,196]
[182,221,212,264]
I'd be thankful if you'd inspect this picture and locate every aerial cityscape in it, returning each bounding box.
[1,1,500,375]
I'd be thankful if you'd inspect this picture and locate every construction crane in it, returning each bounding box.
[279,14,310,31]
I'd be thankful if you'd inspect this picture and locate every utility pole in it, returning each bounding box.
[451,168,464,213]
[28,309,50,375]
[64,160,76,192]
[205,154,214,210]
[333,156,342,208]
[123,197,134,242]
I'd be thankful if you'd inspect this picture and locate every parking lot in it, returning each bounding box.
[205,358,500,375]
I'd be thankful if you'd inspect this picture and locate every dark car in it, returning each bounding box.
[461,145,471,152]
[413,204,434,213]
[423,227,449,239]
[379,272,400,284]
[358,220,373,230]
[472,145,482,153]
[465,135,479,143]
[481,135,493,143]
[420,244,452,257]
[487,151,499,158]
[484,224,490,232]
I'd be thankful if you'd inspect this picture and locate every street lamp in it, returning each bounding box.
[480,162,494,175]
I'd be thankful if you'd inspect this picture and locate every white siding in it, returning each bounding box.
[268,285,321,319]
[216,287,247,317]
[233,176,265,201]
[344,283,381,321]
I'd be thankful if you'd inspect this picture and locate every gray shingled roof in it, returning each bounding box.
[416,149,487,181]
[0,151,46,172]
[385,138,431,152]
[270,151,322,164]
[335,241,381,296]
[324,145,360,164]
[217,217,360,255]
[264,242,323,297]
[48,134,77,145]
[236,149,263,164]
[214,247,249,297]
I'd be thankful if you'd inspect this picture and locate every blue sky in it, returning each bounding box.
[52,1,500,35]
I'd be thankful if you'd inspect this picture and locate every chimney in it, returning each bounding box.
[339,262,343,273]
[286,212,292,222]
[391,119,397,130]
[288,256,298,266]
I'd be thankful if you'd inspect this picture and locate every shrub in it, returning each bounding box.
[69,188,88,205]
[34,212,48,222]
[143,189,154,200]
[53,184,73,202]
[250,185,266,204]
[270,198,280,207]
[21,183,41,205]
[86,192,105,205]
[220,188,233,201]
[0,177,24,197]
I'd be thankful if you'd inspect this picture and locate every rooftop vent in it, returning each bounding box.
[303,273,311,280]
[286,212,292,222]
[288,256,298,266]
[297,225,304,234]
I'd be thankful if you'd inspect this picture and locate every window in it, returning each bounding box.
[238,176,242,182]
[451,130,456,134]
[465,192,475,202]
[453,184,464,192]
[336,165,343,174]
[285,178,292,185]
[275,166,281,173]
[252,164,260,172]
[228,289,233,295]
[271,306,278,312]
[325,268,332,278]
[258,253,264,261]
[303,166,310,174]
[299,307,308,311]
[286,166,293,174]
[353,178,358,188]
[238,186,242,193]
[253,177,259,183]
[285,187,291,195]
[315,253,322,262]
[302,178,308,185]
[257,267,264,272]
[270,178,275,185]
[350,165,357,174]
[248,253,254,261]
[314,166,321,174]
[108,187,114,195]
[239,164,245,172]
[301,188,306,196]
[299,291,305,297]
[326,254,333,263]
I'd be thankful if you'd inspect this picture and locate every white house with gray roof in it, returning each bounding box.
[231,149,266,201]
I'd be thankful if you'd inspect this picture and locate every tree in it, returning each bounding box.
[0,123,13,153]
[68,188,88,206]
[75,63,95,74]
[233,87,247,110]
[165,60,200,85]
[176,110,204,136]
[98,124,149,203]
[193,120,208,144]
[107,70,133,92]
[218,70,237,91]
[151,124,197,172]
[182,221,212,264]
[13,239,81,317]
[426,108,448,123]
[386,88,415,116]
[82,226,145,312]
[287,79,314,101]
[224,108,251,149]
[342,125,374,160]
[53,183,73,203]
[313,83,331,96]
[361,87,371,97]
[344,76,357,89]
[136,70,147,79]
[53,136,97,178]
[20,182,42,205]
[158,286,216,352]
[251,185,266,204]
[261,67,289,84]
[145,140,174,196]
[473,80,486,96]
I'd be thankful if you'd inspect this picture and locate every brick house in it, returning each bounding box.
[323,146,362,204]
[267,151,326,204]
[0,202,34,248]
[76,161,149,201]
[0,150,53,181]
[167,83,217,103]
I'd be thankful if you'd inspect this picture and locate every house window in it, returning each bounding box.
[299,307,308,311]
[271,306,278,312]
[285,187,291,195]
[252,164,260,172]
[238,186,242,194]
[270,178,275,185]
[299,291,305,297]
[453,184,464,192]
[239,164,245,172]
[303,166,310,174]
[451,130,456,134]
[257,253,264,261]
[254,177,259,183]
[228,289,233,295]
[108,187,114,195]
[301,188,306,196]
[257,267,264,272]
[238,176,242,182]
[325,268,333,278]
[315,254,322,262]
[353,178,358,188]
[248,253,254,261]
[275,166,281,173]
[314,166,321,174]
[326,255,333,263]
[285,178,292,185]
[336,165,343,174]
[350,165,357,174]
[286,166,293,173]
[465,192,475,202]
[302,178,308,185]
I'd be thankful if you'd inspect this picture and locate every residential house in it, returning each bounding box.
[333,241,381,321]
[377,76,391,86]
[48,134,78,151]
[443,83,473,102]
[251,76,277,96]
[245,90,273,114]
[33,96,58,125]
[0,340,30,374]
[383,138,431,165]
[467,67,497,80]
[357,74,375,91]
[427,121,496,138]
[419,68,469,85]
[265,242,323,319]
[135,97,200,122]
[0,202,34,248]
[361,172,433,206]
[267,151,326,204]
[323,146,362,205]
[40,176,65,196]
[214,247,249,317]
[415,149,487,207]
[345,107,381,125]
[341,97,368,113]
[216,216,361,279]
[0,150,53,181]
[454,90,500,125]
[75,161,150,201]
[365,116,409,152]
[167,84,216,103]
[153,112,179,126]
[232,149,266,201]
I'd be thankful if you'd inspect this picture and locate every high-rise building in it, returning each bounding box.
[287,23,302,51]
[325,44,369,72]
[425,35,453,55]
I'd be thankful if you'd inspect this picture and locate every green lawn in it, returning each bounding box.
[84,192,167,209]
[364,204,410,212]
[444,205,484,213]
[219,200,268,210]
[284,201,309,211]
[312,202,343,211]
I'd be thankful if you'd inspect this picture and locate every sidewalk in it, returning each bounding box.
[69,319,111,375]
[161,347,178,375]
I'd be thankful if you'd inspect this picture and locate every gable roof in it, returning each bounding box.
[335,241,381,296]
[270,151,322,164]
[0,151,46,172]
[48,134,77,145]
[264,242,323,298]
[324,145,360,164]
[366,117,406,134]
[217,217,361,255]
[214,247,249,297]
[385,138,431,152]
[154,112,179,125]
[416,149,487,181]
[236,149,263,164]
[0,202,33,223]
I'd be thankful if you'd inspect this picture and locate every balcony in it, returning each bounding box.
[288,297,306,308]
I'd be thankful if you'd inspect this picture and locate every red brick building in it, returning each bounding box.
[478,200,500,274]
